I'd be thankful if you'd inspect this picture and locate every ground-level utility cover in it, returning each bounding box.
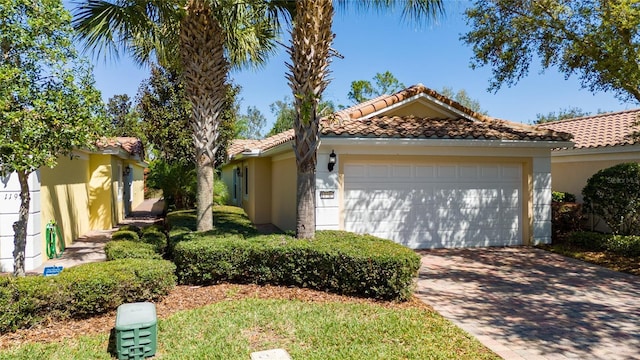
[250,348,292,360]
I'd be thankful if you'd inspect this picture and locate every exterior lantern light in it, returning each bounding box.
[236,167,242,177]
[328,150,337,172]
[123,166,131,176]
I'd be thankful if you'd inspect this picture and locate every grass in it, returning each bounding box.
[538,243,640,276]
[0,298,498,360]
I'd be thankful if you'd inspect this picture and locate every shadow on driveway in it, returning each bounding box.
[415,247,640,360]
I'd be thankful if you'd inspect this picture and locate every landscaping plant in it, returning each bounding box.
[582,162,640,235]
[0,259,175,333]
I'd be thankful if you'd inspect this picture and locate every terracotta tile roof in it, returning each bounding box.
[322,115,567,141]
[537,109,640,149]
[227,84,572,159]
[96,137,144,156]
[335,84,488,121]
[228,129,295,157]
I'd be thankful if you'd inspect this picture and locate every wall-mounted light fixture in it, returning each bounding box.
[123,166,131,176]
[236,167,242,177]
[328,150,337,172]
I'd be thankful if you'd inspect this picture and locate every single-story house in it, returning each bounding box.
[538,109,640,202]
[0,137,146,272]
[222,84,572,249]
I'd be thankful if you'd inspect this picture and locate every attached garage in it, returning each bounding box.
[223,84,573,249]
[343,161,523,248]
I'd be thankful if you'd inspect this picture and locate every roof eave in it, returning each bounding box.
[320,136,574,148]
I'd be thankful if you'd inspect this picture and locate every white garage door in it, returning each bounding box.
[344,162,522,248]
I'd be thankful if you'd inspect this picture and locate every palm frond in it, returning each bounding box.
[72,0,182,65]
[334,0,445,25]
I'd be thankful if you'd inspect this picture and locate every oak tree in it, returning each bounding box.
[463,0,640,103]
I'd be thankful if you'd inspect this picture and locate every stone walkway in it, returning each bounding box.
[29,198,165,274]
[415,247,640,360]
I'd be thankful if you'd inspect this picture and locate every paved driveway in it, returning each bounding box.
[415,247,640,360]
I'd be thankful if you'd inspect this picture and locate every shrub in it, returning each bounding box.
[583,163,640,235]
[552,191,576,203]
[141,226,168,254]
[118,224,142,235]
[166,207,258,258]
[0,259,175,333]
[111,230,140,242]
[105,240,163,260]
[173,231,420,301]
[213,178,229,205]
[567,231,608,251]
[567,231,640,257]
[146,159,196,210]
[551,202,584,240]
[605,235,640,257]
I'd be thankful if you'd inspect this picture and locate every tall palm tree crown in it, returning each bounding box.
[73,0,289,231]
[288,0,444,239]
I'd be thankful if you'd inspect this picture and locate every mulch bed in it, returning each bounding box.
[0,284,430,351]
[538,244,640,276]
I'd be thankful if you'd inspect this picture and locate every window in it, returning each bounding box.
[233,169,237,200]
[244,166,248,196]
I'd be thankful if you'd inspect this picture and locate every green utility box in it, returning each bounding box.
[115,302,158,360]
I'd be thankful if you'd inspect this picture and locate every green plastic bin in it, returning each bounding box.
[115,302,157,360]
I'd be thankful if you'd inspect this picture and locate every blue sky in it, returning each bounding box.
[74,2,635,130]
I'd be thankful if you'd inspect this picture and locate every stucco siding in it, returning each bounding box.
[551,158,640,203]
[111,158,125,225]
[89,154,113,230]
[129,163,145,210]
[249,158,272,224]
[316,148,340,230]
[532,156,552,245]
[40,154,91,250]
[271,156,296,232]
[0,171,42,272]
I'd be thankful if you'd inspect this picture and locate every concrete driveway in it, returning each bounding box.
[415,247,640,360]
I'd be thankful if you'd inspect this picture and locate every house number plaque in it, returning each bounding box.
[320,191,335,199]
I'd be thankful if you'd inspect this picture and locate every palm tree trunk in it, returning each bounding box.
[180,0,229,231]
[288,0,334,239]
[12,170,30,277]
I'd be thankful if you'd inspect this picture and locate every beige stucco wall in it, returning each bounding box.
[551,153,640,202]
[247,158,272,224]
[225,158,275,225]
[271,155,296,232]
[39,154,91,251]
[386,101,451,119]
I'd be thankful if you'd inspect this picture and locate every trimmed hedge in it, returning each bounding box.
[105,240,163,260]
[0,259,175,333]
[568,231,640,256]
[110,225,168,256]
[111,230,140,242]
[118,224,142,235]
[166,206,258,257]
[173,230,420,301]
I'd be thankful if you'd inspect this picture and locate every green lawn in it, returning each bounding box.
[1,298,498,360]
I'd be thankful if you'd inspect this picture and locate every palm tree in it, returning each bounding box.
[73,0,289,231]
[287,0,444,239]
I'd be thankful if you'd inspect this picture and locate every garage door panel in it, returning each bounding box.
[344,162,522,248]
